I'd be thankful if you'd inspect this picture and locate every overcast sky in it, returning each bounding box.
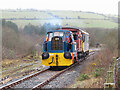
[0,0,119,15]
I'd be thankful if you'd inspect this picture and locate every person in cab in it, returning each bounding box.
[66,35,73,51]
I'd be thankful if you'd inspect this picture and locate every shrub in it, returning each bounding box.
[94,72,100,78]
[8,50,14,59]
[78,74,89,81]
[93,68,104,78]
[2,20,37,59]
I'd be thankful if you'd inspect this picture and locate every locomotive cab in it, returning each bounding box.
[42,30,77,66]
[57,27,89,59]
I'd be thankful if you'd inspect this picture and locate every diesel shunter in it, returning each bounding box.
[42,27,89,67]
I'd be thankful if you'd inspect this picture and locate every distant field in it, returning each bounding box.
[62,19,118,28]
[50,11,106,19]
[1,10,118,29]
[1,10,52,19]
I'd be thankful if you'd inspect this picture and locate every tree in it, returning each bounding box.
[2,19,18,32]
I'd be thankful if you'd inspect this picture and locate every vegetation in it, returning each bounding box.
[93,68,105,78]
[1,9,118,87]
[2,19,60,59]
[71,48,115,88]
[71,27,118,87]
[78,74,89,81]
[1,58,43,82]
[85,28,118,49]
[2,19,18,32]
[1,10,51,19]
[2,20,34,59]
[23,24,45,35]
[1,10,118,28]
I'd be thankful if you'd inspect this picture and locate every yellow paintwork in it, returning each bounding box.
[89,50,92,52]
[42,53,73,66]
[82,42,84,52]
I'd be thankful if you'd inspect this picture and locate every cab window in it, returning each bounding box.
[82,34,85,42]
[64,32,70,42]
[54,32,63,37]
[48,32,53,41]
[73,34,77,40]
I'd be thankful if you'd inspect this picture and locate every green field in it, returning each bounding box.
[62,19,117,28]
[50,11,106,19]
[1,10,118,29]
[1,10,52,19]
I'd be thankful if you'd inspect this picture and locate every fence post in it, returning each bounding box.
[117,57,120,88]
[104,57,117,89]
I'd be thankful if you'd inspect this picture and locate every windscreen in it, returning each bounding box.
[46,32,63,41]
[54,32,63,37]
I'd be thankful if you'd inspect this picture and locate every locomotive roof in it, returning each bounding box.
[57,26,89,35]
[81,30,89,35]
[47,30,72,33]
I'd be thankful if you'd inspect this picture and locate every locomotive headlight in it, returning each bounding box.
[42,52,49,60]
[64,52,72,59]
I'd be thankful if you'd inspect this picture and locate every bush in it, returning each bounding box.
[93,68,104,78]
[78,74,89,81]
[2,19,18,32]
[94,72,100,78]
[2,20,35,59]
[8,50,14,59]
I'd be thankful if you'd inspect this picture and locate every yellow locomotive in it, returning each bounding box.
[42,27,89,67]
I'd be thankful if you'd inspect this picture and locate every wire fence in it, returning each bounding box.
[104,57,120,88]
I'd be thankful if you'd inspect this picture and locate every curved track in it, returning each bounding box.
[0,51,95,89]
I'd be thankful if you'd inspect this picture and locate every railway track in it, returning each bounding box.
[1,61,42,84]
[0,68,49,89]
[1,60,40,75]
[0,51,95,89]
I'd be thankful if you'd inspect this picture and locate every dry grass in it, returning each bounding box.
[82,49,113,74]
[70,48,114,88]
[71,77,104,88]
[1,56,43,85]
[1,55,42,79]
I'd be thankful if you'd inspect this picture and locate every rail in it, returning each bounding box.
[0,68,49,89]
[32,51,95,89]
[0,51,95,89]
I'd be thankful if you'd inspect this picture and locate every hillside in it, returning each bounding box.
[1,9,118,29]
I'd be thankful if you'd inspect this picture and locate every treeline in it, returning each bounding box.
[86,28,118,56]
[23,23,60,35]
[2,19,18,32]
[2,19,118,59]
[2,19,60,59]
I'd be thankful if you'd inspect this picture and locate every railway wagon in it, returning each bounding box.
[42,30,77,66]
[57,27,89,59]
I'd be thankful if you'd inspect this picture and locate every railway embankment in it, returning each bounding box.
[70,48,118,88]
